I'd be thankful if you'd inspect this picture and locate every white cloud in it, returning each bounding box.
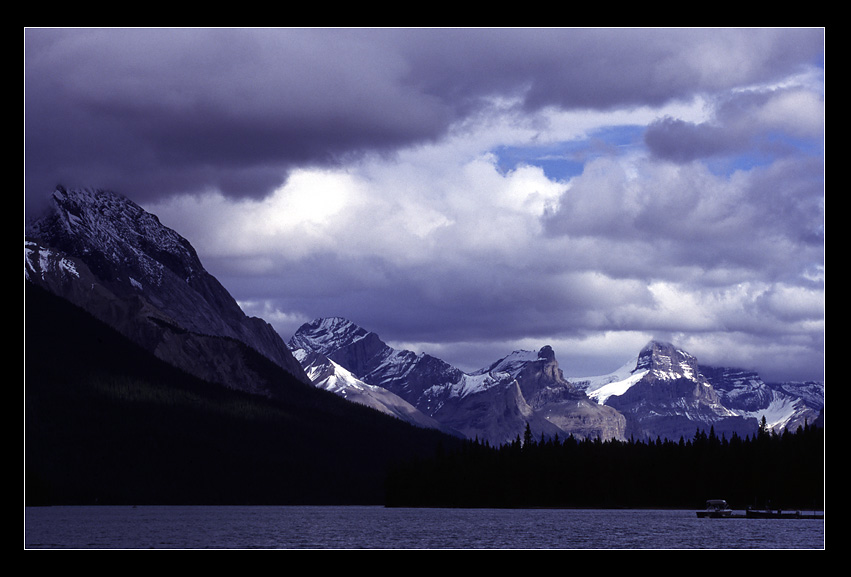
[144,82,823,381]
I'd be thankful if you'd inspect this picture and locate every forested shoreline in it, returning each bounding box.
[385,421,824,511]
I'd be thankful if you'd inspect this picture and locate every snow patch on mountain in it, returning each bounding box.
[568,356,649,404]
[293,348,366,395]
[449,371,508,399]
[25,239,80,281]
[741,394,807,431]
[587,370,650,405]
[475,349,541,378]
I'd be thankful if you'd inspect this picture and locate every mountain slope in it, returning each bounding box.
[25,187,309,396]
[698,365,823,433]
[25,282,462,505]
[478,346,626,442]
[292,348,456,433]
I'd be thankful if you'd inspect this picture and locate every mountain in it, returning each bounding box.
[288,317,463,410]
[292,320,823,445]
[289,318,626,444]
[287,317,468,434]
[25,186,309,398]
[570,341,824,441]
[291,348,455,434]
[474,346,626,441]
[25,187,465,505]
[570,341,751,441]
[697,366,824,433]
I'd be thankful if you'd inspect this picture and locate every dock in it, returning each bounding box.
[696,499,823,519]
[699,510,824,520]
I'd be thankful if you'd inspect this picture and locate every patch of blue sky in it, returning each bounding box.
[707,132,823,177]
[494,125,646,182]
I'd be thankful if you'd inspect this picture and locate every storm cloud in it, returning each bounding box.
[24,28,825,382]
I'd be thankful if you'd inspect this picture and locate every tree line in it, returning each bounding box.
[385,418,824,511]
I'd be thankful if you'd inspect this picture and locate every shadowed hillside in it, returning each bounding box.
[25,282,462,506]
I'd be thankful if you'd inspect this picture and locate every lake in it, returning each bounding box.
[24,506,824,549]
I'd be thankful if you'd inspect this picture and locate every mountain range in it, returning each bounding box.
[288,318,823,444]
[25,187,824,450]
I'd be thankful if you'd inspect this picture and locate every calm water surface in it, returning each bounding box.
[25,506,824,549]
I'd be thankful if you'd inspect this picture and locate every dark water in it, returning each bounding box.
[25,506,824,549]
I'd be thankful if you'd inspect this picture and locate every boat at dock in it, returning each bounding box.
[696,500,733,518]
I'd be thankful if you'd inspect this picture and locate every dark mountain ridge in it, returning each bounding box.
[25,281,461,505]
[25,187,309,396]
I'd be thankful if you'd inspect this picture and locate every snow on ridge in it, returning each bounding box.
[736,393,804,432]
[567,355,649,404]
[24,240,80,281]
[482,349,539,374]
[569,356,639,388]
[293,347,370,394]
[586,370,649,405]
[448,371,508,399]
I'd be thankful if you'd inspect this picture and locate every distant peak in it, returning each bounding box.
[311,317,366,335]
[288,316,372,355]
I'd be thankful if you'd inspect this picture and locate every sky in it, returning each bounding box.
[24,28,825,382]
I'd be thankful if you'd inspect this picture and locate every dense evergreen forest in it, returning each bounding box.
[385,421,824,511]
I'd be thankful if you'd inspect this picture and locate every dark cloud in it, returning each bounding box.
[645,84,824,164]
[382,28,823,111]
[25,28,824,212]
[644,117,733,162]
[24,28,456,210]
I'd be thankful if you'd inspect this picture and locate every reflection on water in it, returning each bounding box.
[25,506,825,549]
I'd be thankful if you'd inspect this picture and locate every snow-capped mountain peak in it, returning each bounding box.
[636,340,702,382]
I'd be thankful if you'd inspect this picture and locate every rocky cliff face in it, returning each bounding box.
[430,378,565,444]
[290,319,627,444]
[478,346,626,443]
[25,187,310,396]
